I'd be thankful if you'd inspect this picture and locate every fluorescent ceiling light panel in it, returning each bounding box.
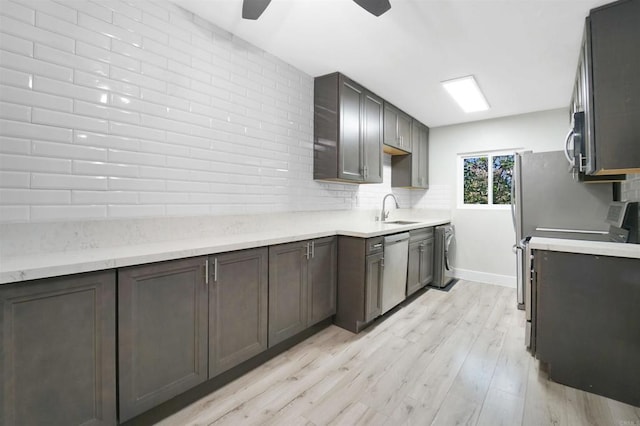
[441,76,490,113]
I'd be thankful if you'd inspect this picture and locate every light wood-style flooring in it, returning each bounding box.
[158,280,640,426]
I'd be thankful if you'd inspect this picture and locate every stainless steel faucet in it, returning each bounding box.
[380,193,399,221]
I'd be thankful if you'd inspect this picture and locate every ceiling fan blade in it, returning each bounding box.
[353,0,391,17]
[242,0,272,20]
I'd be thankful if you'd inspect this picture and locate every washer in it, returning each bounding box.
[433,224,455,288]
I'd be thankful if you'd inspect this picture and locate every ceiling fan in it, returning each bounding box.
[242,0,391,20]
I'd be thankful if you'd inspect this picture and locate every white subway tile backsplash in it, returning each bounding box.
[74,100,140,124]
[0,118,72,142]
[30,204,106,221]
[108,176,164,192]
[31,173,107,190]
[0,49,73,82]
[78,42,140,72]
[35,77,106,108]
[0,205,30,222]
[0,102,31,122]
[0,171,30,188]
[113,13,168,44]
[74,130,139,151]
[109,121,165,142]
[0,67,33,89]
[32,140,107,161]
[0,188,70,205]
[72,190,138,204]
[0,153,71,173]
[0,0,436,223]
[34,44,109,77]
[95,0,142,22]
[0,32,34,57]
[32,108,108,133]
[56,1,112,23]
[1,84,72,112]
[36,12,111,50]
[0,15,75,53]
[24,0,78,24]
[72,160,138,178]
[111,66,166,92]
[78,12,142,46]
[1,1,37,25]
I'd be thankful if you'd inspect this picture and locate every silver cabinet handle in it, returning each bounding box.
[213,257,218,282]
[564,128,575,167]
[381,256,385,268]
[205,259,209,284]
[372,243,383,249]
[311,241,315,258]
[305,242,310,259]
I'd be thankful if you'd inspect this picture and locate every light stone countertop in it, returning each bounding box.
[530,237,640,259]
[0,211,450,285]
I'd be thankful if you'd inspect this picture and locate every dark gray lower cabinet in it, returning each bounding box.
[364,251,384,322]
[535,250,640,407]
[308,236,338,325]
[118,257,208,422]
[0,271,116,426]
[209,248,268,377]
[269,237,337,346]
[407,228,434,296]
[336,236,384,332]
[268,240,309,346]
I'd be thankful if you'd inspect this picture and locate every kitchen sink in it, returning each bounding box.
[383,220,420,225]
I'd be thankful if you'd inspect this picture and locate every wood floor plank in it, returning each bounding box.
[158,281,638,426]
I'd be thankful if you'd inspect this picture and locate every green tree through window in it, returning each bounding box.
[462,153,514,206]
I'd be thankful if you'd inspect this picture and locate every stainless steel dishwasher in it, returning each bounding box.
[381,232,410,314]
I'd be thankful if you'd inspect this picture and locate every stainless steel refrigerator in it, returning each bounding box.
[511,151,613,308]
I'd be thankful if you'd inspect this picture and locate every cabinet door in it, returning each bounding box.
[0,271,116,426]
[590,0,640,173]
[209,248,268,378]
[419,237,435,286]
[406,241,422,296]
[397,110,412,153]
[118,257,208,422]
[363,91,383,183]
[308,237,337,325]
[269,241,308,347]
[364,252,384,322]
[383,103,400,149]
[339,77,364,181]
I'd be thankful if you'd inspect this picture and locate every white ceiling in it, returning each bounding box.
[170,0,610,128]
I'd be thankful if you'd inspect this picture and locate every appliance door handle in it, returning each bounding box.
[564,128,575,166]
[444,233,453,271]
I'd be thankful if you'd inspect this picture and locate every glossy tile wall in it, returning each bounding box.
[0,0,445,223]
[622,174,640,202]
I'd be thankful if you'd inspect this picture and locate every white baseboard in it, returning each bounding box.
[452,268,516,288]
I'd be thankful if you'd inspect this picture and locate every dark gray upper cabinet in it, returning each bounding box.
[118,257,208,422]
[269,237,337,347]
[0,271,116,426]
[384,102,412,154]
[572,0,640,175]
[314,72,383,183]
[209,248,268,378]
[336,236,384,333]
[392,120,429,189]
[407,228,434,296]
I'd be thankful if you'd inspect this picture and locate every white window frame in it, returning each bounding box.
[457,150,515,210]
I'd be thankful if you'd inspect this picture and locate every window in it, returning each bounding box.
[459,152,514,207]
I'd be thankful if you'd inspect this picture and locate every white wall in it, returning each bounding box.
[429,109,569,286]
[0,0,438,223]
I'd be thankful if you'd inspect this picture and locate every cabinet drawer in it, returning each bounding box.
[366,236,384,255]
[409,227,434,242]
